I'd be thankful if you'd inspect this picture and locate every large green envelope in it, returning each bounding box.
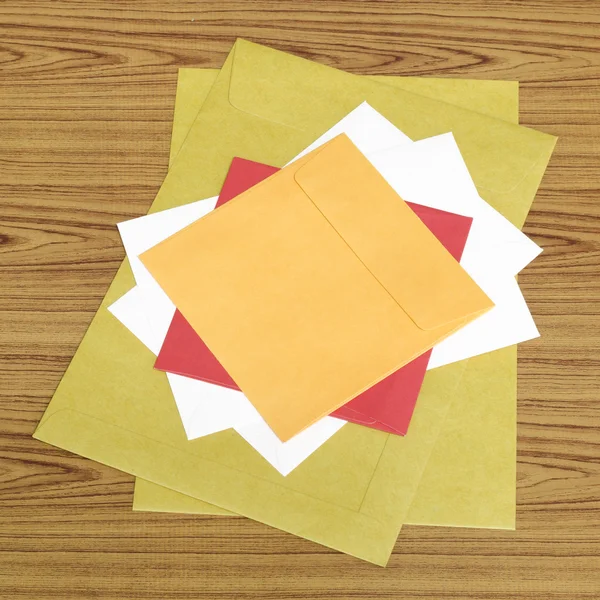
[34,40,556,565]
[133,70,520,529]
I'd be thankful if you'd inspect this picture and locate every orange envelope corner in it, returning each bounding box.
[141,134,494,441]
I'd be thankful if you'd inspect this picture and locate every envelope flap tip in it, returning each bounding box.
[226,39,357,133]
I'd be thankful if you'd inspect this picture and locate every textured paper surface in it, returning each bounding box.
[134,67,528,529]
[155,156,473,437]
[169,68,520,165]
[112,158,472,474]
[164,113,541,378]
[113,140,474,471]
[34,40,555,564]
[141,135,493,441]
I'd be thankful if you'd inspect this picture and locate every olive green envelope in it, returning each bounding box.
[134,69,520,529]
[34,40,556,565]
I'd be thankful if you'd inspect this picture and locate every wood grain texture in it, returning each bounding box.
[0,1,599,598]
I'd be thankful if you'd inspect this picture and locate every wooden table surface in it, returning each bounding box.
[1,1,599,598]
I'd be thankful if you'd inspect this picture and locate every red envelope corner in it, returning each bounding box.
[154,157,473,436]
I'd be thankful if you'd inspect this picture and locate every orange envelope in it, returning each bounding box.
[141,135,494,441]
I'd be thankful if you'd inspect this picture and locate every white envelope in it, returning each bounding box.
[367,132,542,279]
[118,197,218,290]
[293,102,413,159]
[109,102,540,475]
[428,274,537,368]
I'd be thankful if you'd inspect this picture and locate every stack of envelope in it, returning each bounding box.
[34,39,557,566]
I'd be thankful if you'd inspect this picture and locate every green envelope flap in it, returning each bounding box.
[34,302,467,566]
[227,39,554,196]
[155,39,555,227]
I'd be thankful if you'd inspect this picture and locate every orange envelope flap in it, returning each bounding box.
[141,135,493,441]
[292,138,487,331]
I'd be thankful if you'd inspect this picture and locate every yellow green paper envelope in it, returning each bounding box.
[147,40,553,224]
[167,68,520,169]
[141,134,493,442]
[34,40,556,564]
[135,70,523,528]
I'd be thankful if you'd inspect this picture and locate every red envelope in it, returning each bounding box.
[155,157,473,435]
